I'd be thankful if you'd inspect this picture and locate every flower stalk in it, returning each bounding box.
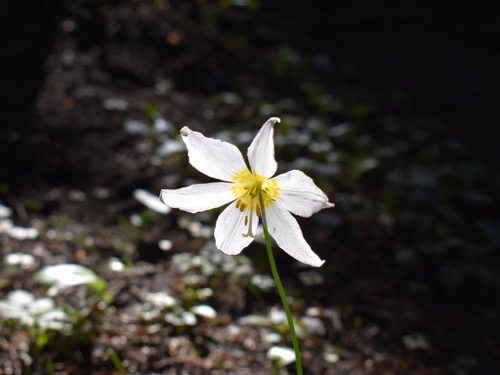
[159,117,335,372]
[262,222,303,375]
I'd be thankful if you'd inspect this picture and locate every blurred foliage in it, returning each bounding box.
[0,265,112,372]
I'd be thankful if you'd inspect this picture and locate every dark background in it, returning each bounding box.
[2,1,499,152]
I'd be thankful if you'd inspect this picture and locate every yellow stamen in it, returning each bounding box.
[231,168,280,238]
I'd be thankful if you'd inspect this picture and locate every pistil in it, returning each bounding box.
[231,168,280,238]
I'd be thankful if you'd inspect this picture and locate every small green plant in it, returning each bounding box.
[0,264,113,372]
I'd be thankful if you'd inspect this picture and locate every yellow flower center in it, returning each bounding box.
[231,168,280,237]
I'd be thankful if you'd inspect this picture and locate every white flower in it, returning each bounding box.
[160,117,334,267]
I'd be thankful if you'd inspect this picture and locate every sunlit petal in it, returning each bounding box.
[181,126,248,182]
[265,203,325,267]
[274,170,334,217]
[214,203,259,255]
[247,117,280,178]
[160,182,235,213]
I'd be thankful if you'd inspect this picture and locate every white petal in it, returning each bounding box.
[247,117,280,178]
[274,170,334,217]
[265,203,324,267]
[214,203,259,255]
[160,182,235,213]
[181,126,248,182]
[134,189,171,214]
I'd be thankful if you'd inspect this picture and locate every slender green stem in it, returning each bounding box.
[262,224,303,375]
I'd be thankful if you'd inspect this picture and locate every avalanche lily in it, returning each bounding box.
[160,117,334,267]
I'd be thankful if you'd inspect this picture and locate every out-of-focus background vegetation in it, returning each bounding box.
[1,1,499,374]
